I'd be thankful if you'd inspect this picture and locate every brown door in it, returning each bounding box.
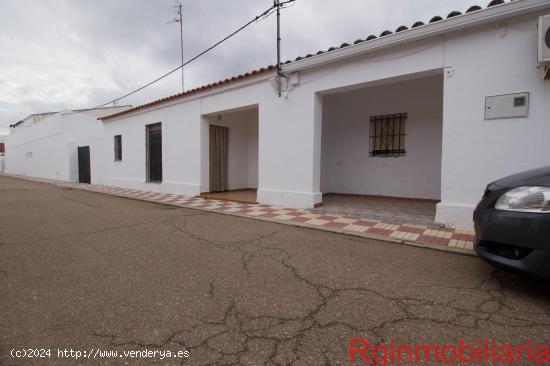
[209,125,228,192]
[146,123,163,182]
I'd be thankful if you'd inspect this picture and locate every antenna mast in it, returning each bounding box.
[168,1,185,92]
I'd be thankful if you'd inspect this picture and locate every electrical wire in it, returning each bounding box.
[93,4,278,109]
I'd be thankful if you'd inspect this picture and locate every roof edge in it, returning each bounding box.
[100,65,276,121]
[282,0,550,73]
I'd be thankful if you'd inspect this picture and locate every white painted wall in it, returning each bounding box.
[4,111,104,182]
[96,4,550,228]
[99,101,204,195]
[98,38,448,209]
[5,114,67,180]
[100,78,271,197]
[321,74,443,200]
[258,37,448,208]
[436,12,550,227]
[277,10,550,226]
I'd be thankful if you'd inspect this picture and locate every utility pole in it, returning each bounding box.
[276,0,281,97]
[168,1,185,92]
[275,0,295,97]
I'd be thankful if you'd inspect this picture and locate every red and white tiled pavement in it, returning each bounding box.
[4,175,475,254]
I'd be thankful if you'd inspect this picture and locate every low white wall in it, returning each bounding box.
[321,74,443,200]
[4,116,69,180]
[5,111,104,182]
[6,133,71,181]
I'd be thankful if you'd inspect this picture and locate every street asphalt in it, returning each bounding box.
[0,175,549,365]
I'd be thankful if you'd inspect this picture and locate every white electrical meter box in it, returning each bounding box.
[485,92,529,120]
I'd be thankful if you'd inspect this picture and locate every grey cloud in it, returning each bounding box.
[0,0,479,126]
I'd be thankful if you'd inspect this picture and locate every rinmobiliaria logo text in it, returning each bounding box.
[350,339,550,365]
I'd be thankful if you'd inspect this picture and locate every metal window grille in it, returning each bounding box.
[369,113,407,157]
[146,123,162,182]
[114,135,122,161]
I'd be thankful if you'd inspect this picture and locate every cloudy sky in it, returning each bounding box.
[0,0,479,130]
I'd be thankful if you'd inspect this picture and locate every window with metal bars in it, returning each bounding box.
[146,123,162,182]
[369,113,407,157]
[114,135,122,161]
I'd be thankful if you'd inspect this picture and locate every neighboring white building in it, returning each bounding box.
[5,106,130,182]
[0,135,5,155]
[0,134,6,173]
[94,0,548,228]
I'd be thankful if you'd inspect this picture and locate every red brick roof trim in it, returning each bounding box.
[100,65,276,120]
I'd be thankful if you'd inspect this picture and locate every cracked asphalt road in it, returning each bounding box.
[1,175,550,365]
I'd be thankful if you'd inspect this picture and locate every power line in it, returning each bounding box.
[94,4,278,109]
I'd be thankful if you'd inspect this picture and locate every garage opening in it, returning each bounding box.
[318,72,443,226]
[201,106,258,203]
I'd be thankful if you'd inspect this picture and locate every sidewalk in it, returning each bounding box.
[3,174,475,255]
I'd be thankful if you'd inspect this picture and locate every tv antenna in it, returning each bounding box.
[168,1,185,92]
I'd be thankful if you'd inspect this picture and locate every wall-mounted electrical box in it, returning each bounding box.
[485,92,529,120]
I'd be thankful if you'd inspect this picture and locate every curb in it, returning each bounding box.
[1,174,477,257]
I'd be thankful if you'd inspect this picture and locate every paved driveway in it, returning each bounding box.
[1,176,549,365]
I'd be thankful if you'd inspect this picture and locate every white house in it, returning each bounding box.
[96,0,550,228]
[0,134,6,173]
[5,106,130,182]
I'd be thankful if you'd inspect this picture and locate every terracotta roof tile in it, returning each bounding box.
[467,5,483,12]
[488,0,506,6]
[447,11,463,18]
[429,15,444,23]
[101,65,276,120]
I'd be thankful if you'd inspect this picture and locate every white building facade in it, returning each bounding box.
[97,0,550,228]
[5,106,130,182]
[0,135,6,174]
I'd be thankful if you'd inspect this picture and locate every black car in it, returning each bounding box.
[474,166,550,279]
